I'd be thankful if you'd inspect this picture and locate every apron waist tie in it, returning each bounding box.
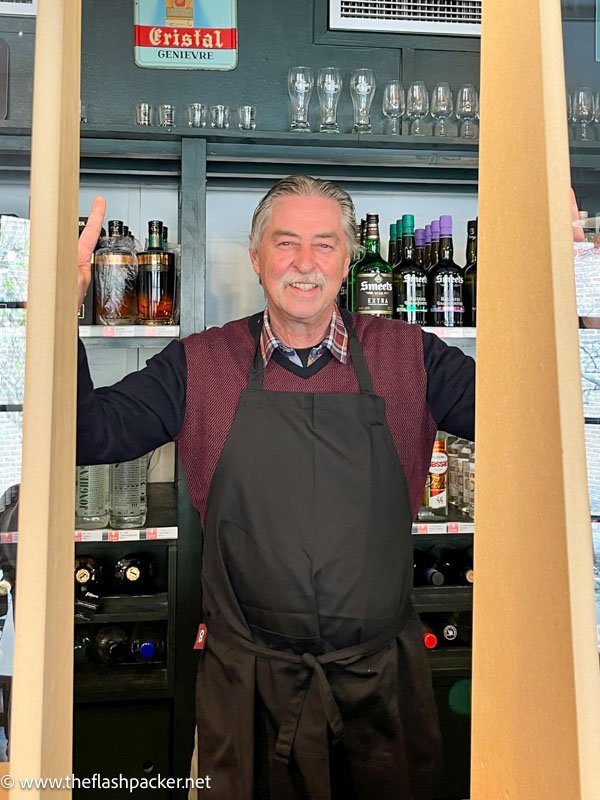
[208,602,413,765]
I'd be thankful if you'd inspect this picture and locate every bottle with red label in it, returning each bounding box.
[418,432,449,520]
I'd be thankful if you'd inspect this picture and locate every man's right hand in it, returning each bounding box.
[78,196,106,308]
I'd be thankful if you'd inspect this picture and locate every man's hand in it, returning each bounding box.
[78,196,106,308]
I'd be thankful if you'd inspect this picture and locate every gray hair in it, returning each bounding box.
[249,175,359,259]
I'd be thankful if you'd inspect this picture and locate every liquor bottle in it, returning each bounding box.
[92,625,130,664]
[463,219,478,327]
[114,552,154,594]
[431,544,473,585]
[109,456,148,529]
[413,548,445,586]
[94,220,138,324]
[130,624,165,663]
[388,222,397,266]
[393,214,428,325]
[75,464,110,529]
[428,215,465,327]
[74,555,103,597]
[137,220,175,325]
[429,219,440,270]
[422,622,438,650]
[418,432,449,520]
[162,225,180,322]
[348,213,394,318]
[415,228,426,268]
[434,611,472,647]
[74,628,92,669]
[467,451,476,519]
[424,224,432,270]
[456,440,473,515]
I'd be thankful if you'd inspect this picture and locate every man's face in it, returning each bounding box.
[249,194,351,327]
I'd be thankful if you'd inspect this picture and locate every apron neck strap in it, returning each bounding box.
[248,311,375,395]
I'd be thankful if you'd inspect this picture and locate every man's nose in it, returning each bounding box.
[293,242,314,271]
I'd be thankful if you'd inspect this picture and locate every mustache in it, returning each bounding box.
[282,274,326,288]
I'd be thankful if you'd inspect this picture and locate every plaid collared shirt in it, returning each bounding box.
[260,304,349,368]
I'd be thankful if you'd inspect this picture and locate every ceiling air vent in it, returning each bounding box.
[329,1,481,37]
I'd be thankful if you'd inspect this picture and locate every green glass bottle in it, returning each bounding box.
[388,222,397,267]
[393,215,428,324]
[424,224,432,270]
[338,224,362,309]
[463,219,477,327]
[349,213,394,318]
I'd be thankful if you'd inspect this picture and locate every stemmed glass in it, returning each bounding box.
[405,81,429,136]
[572,86,595,142]
[382,80,405,135]
[287,66,314,132]
[430,82,453,137]
[456,84,478,139]
[350,68,376,134]
[317,67,342,133]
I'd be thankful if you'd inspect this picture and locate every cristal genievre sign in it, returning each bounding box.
[134,0,237,70]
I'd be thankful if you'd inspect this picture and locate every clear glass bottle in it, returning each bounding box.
[348,212,394,318]
[75,464,110,529]
[94,220,139,324]
[109,455,148,528]
[467,451,476,519]
[446,435,460,511]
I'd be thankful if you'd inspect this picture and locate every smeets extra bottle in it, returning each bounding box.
[434,611,472,647]
[348,212,394,318]
[114,552,155,594]
[413,548,445,586]
[74,555,103,597]
[75,464,110,529]
[130,624,165,663]
[109,455,148,529]
[92,625,130,665]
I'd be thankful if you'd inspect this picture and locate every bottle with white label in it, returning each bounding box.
[418,432,449,520]
[109,456,148,529]
[467,452,476,519]
[76,464,110,529]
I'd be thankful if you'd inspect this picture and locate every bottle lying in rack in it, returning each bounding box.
[92,624,130,665]
[413,548,445,586]
[421,612,472,647]
[130,624,165,663]
[114,552,155,594]
[413,542,473,587]
[74,555,103,597]
[74,628,92,669]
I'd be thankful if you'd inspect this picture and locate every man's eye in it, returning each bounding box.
[318,243,333,250]
[277,241,293,248]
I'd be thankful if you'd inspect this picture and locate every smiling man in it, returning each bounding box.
[77,175,475,800]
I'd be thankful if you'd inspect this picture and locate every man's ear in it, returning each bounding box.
[249,240,261,277]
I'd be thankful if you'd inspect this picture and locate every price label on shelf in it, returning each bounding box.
[107,530,120,541]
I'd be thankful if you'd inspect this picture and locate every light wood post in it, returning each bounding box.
[472,1,600,798]
[8,1,81,797]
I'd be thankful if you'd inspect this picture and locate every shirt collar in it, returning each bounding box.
[259,304,349,367]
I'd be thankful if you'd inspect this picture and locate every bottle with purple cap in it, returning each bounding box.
[393,214,428,324]
[428,215,465,327]
[424,224,432,270]
[429,219,440,271]
[415,228,426,269]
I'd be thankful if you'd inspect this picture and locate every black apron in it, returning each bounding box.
[196,315,440,800]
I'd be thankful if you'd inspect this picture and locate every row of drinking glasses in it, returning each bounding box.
[287,67,479,137]
[383,81,479,138]
[567,87,600,142]
[135,102,257,130]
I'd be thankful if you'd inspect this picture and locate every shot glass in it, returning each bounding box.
[158,104,176,128]
[210,104,230,129]
[187,103,207,128]
[237,105,256,130]
[79,100,88,123]
[135,102,154,126]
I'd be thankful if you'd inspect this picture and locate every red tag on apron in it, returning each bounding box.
[194,623,208,650]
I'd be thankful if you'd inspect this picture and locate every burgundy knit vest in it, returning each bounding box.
[177,314,437,526]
